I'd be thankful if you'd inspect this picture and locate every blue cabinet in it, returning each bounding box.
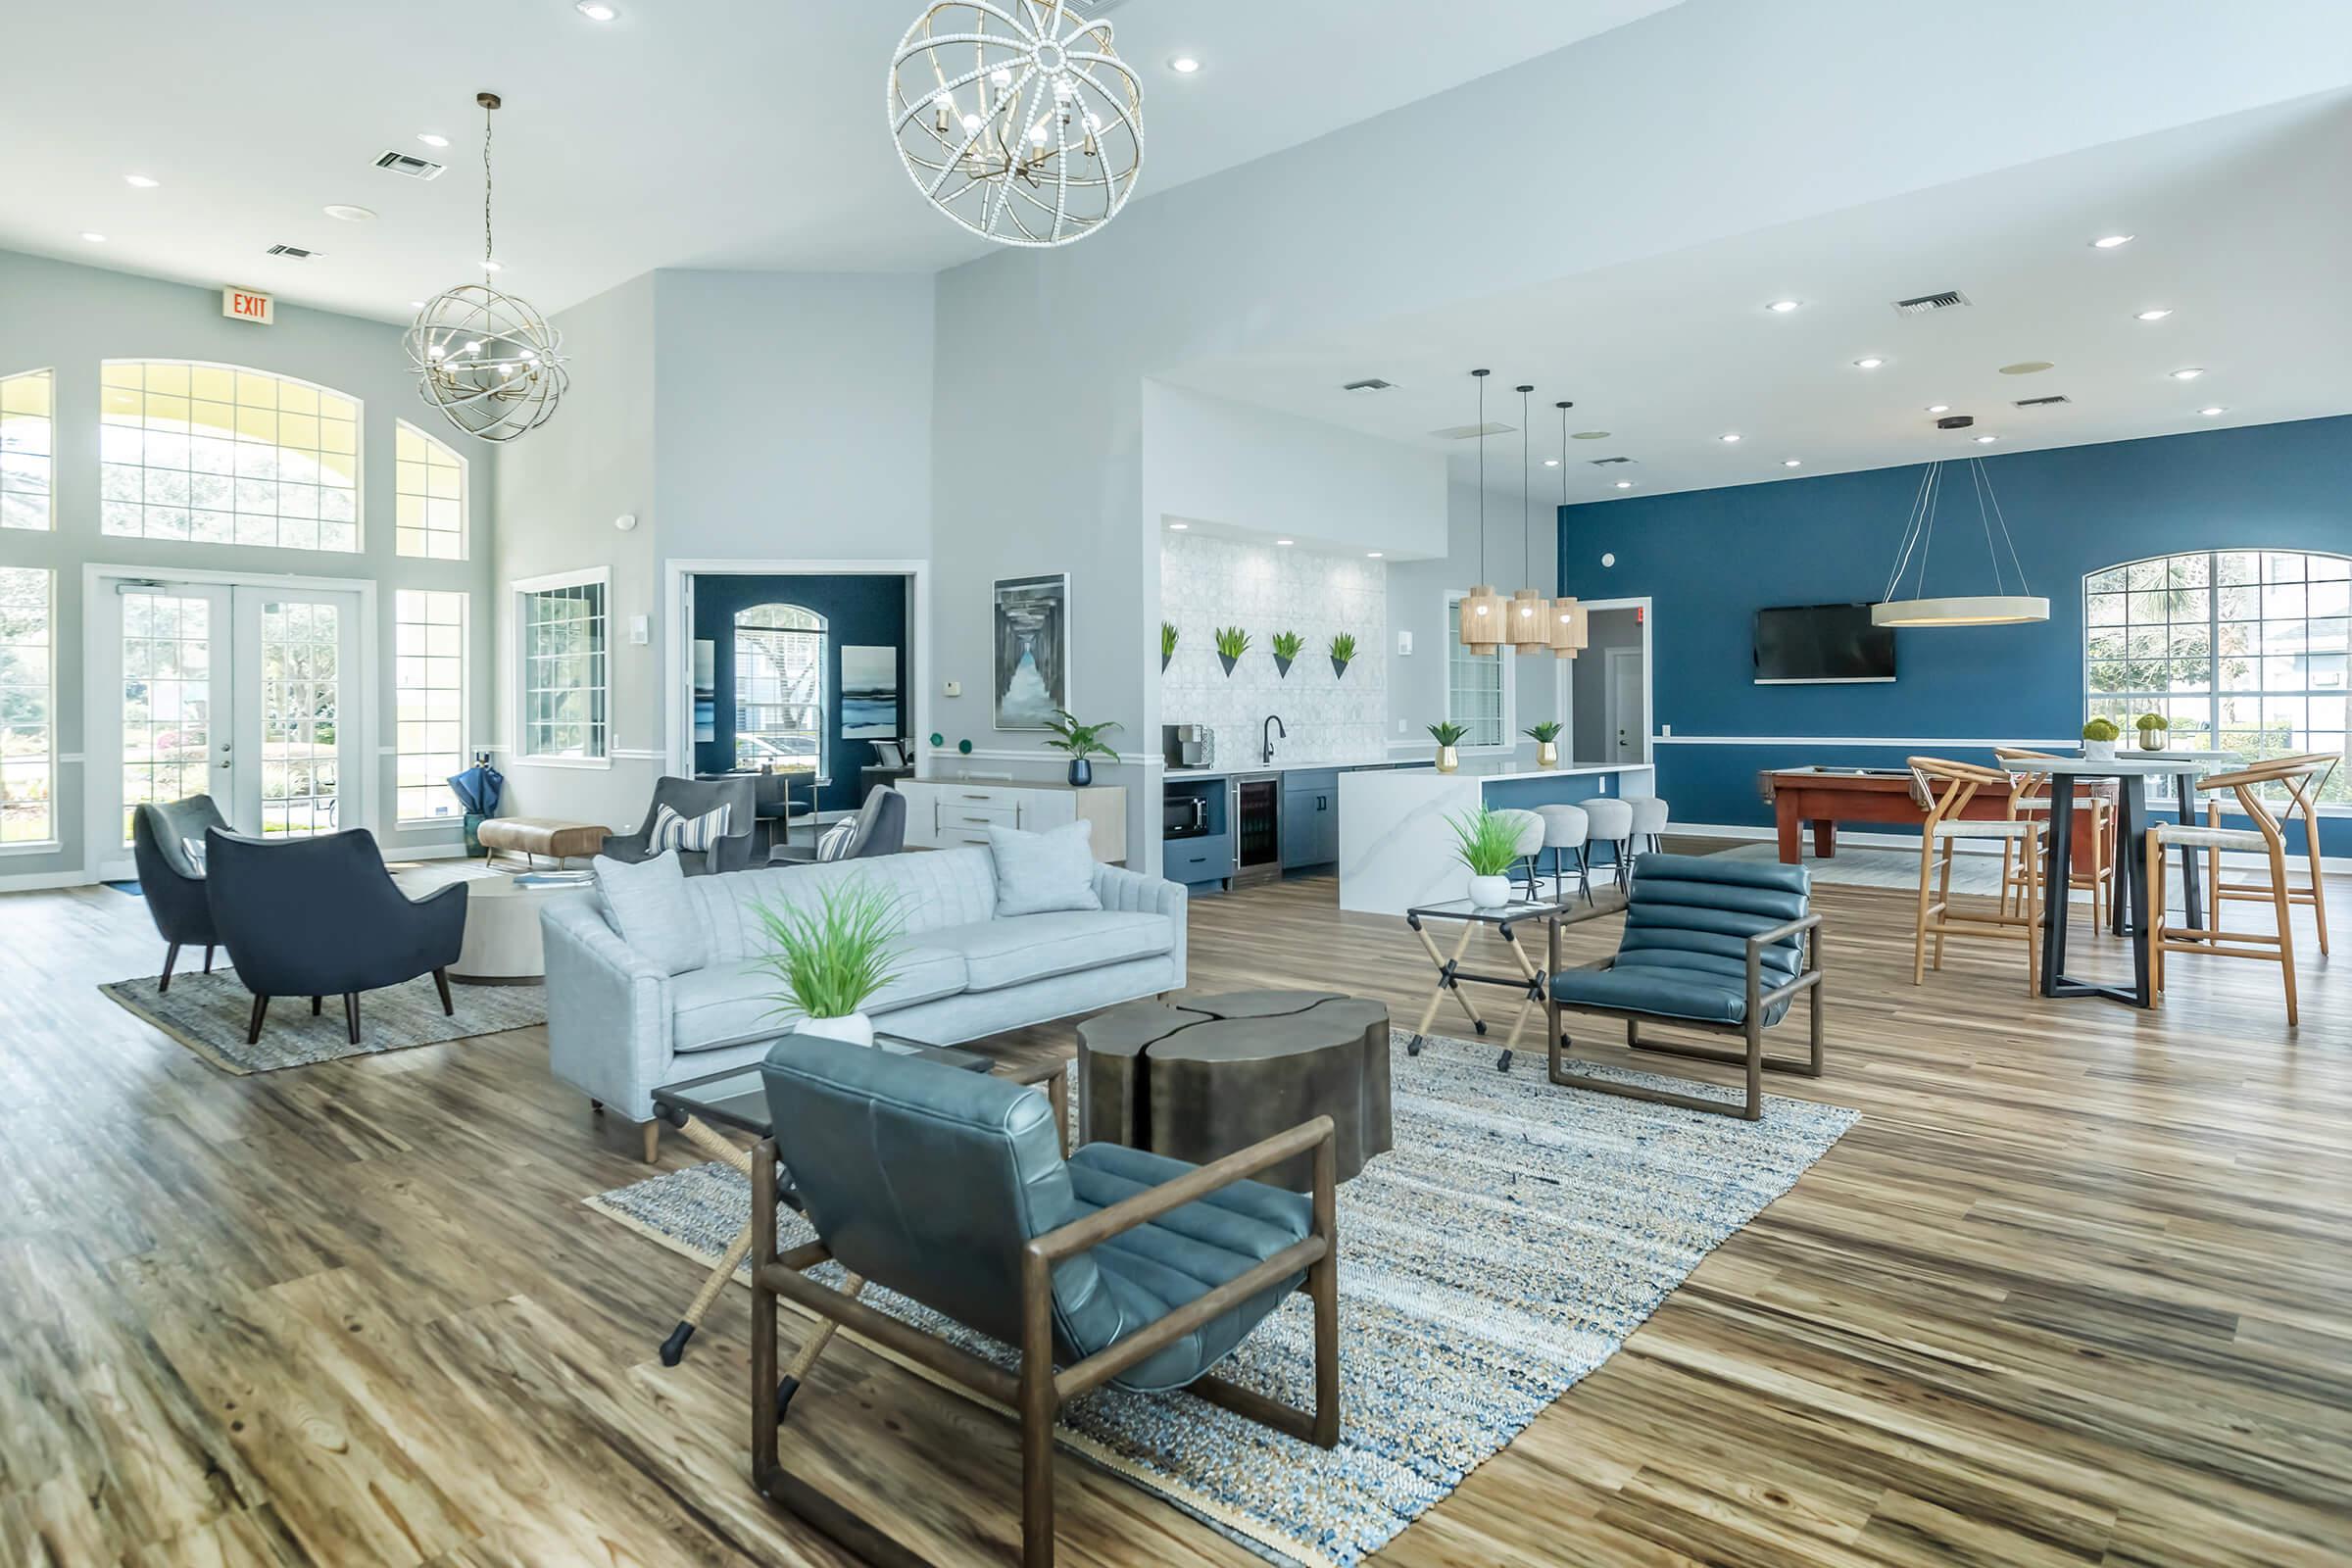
[1167,831,1236,888]
[1280,775,1340,870]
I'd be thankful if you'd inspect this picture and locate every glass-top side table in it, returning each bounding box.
[1403,889,1629,1071]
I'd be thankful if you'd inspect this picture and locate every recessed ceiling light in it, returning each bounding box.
[1275,538,1295,547]
[1367,551,1384,559]
[1614,481,1635,490]
[575,1,618,19]
[2090,233,2134,249]
[2170,367,2204,380]
[80,231,106,243]
[1170,55,1201,74]
[408,300,425,311]
[1543,458,1559,467]
[2135,308,2174,321]
[1852,357,1886,369]
[1975,434,1998,444]
[1167,521,1188,530]
[417,131,450,148]
[123,173,159,188]
[1766,299,1801,313]
[1782,459,1802,467]
[1926,404,1951,414]
[1718,433,1741,443]
[323,204,376,221]
[481,259,504,272]
[2199,406,2227,416]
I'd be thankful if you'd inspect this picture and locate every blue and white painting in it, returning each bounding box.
[840,645,899,740]
[993,572,1069,730]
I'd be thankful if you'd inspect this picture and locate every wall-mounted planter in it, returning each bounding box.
[1331,657,1352,680]
[1273,655,1294,678]
[1161,652,1173,673]
[1218,653,1239,677]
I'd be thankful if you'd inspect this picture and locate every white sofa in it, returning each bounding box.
[539,847,1187,1124]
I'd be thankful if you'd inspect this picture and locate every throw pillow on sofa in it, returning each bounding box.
[986,821,1102,917]
[592,850,709,975]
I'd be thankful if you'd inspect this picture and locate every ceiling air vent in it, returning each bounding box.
[264,244,318,259]
[1589,456,1637,466]
[1343,378,1395,394]
[1891,289,1970,315]
[374,150,446,180]
[2013,394,2073,408]
[1428,421,1514,440]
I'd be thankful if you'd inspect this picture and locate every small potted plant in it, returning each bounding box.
[1042,708,1122,786]
[1523,720,1562,769]
[1446,805,1521,908]
[2082,716,2122,761]
[751,881,905,1049]
[1270,630,1303,678]
[1214,625,1250,676]
[1427,720,1467,773]
[2135,711,2169,753]
[1329,631,1357,680]
[1159,621,1177,673]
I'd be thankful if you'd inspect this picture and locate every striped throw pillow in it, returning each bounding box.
[648,801,731,855]
[813,819,859,861]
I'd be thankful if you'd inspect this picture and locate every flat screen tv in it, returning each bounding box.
[1753,603,1896,685]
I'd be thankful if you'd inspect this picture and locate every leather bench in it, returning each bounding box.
[476,816,610,868]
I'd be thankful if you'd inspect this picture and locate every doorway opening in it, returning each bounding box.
[1568,598,1653,766]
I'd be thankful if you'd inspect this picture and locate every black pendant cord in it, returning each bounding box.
[478,92,501,274]
[1473,368,1491,584]
[1519,385,1534,593]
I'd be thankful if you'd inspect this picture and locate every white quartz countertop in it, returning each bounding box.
[1165,760,1406,780]
[1353,761,1653,784]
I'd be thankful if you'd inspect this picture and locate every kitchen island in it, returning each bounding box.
[1337,760,1657,914]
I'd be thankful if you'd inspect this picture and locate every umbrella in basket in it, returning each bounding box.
[447,753,505,857]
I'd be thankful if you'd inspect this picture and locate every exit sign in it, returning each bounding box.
[221,286,274,324]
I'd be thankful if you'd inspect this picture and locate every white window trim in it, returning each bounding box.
[513,566,612,769]
[0,366,58,535]
[394,417,469,562]
[0,564,59,853]
[733,603,831,785]
[1444,589,1516,753]
[394,589,470,826]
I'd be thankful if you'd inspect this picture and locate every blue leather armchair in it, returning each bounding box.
[131,795,226,991]
[751,1035,1340,1568]
[204,828,468,1046]
[1548,851,1824,1119]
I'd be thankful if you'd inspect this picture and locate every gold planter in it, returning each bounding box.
[2139,731,2167,752]
[1537,741,1558,769]
[1436,746,1459,774]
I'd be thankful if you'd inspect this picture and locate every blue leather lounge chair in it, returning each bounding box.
[131,795,227,991]
[750,1035,1341,1568]
[1548,852,1825,1119]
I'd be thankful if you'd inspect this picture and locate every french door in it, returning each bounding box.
[91,577,363,878]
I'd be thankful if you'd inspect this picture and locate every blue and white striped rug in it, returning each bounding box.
[588,1028,1857,1567]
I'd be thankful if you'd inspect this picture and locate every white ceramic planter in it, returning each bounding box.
[796,1012,876,1048]
[1467,873,1513,908]
[2083,739,2118,761]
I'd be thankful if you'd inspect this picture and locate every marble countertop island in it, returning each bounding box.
[1337,760,1658,915]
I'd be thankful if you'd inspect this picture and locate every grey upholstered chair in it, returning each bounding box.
[751,1035,1339,1567]
[1548,852,1824,1120]
[131,794,227,990]
[767,785,906,867]
[204,828,468,1046]
[599,775,758,876]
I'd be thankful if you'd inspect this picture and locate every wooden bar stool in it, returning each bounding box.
[1993,747,2117,930]
[2210,752,2336,956]
[1907,757,2044,993]
[2148,759,2308,1025]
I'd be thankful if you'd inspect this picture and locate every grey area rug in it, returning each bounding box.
[99,968,548,1074]
[588,1028,1858,1568]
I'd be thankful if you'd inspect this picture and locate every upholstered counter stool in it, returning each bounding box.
[1581,797,1637,890]
[1492,808,1547,901]
[1624,796,1671,859]
[1536,804,1593,906]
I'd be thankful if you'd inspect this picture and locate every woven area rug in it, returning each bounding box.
[587,1027,1857,1567]
[1716,838,2014,896]
[100,968,548,1074]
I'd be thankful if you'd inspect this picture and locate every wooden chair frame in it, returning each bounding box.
[2209,752,2335,956]
[2149,760,2305,1026]
[750,1116,1342,1568]
[1993,747,2117,930]
[1907,758,2042,991]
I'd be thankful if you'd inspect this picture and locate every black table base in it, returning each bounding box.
[2041,765,2209,1007]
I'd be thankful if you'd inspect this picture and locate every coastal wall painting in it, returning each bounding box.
[992,572,1069,730]
[840,645,901,740]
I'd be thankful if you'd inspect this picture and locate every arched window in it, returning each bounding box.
[1,368,53,531]
[100,361,361,550]
[2086,550,2348,804]
[734,604,824,773]
[395,419,466,559]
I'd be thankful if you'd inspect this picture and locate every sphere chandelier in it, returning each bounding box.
[404,93,570,443]
[887,1,1145,248]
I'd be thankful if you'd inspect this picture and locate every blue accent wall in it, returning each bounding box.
[1558,415,2351,857]
[692,573,907,814]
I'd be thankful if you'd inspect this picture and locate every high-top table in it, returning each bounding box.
[2006,750,2238,1006]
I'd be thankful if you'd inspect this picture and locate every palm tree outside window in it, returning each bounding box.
[735,603,825,776]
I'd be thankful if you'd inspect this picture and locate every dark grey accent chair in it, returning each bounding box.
[1548,851,1824,1120]
[767,785,906,867]
[131,795,226,991]
[750,1035,1339,1568]
[599,775,758,876]
[204,828,467,1046]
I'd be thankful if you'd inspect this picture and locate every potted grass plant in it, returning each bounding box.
[1329,631,1357,680]
[1271,630,1303,678]
[1043,708,1122,786]
[1215,625,1250,676]
[1427,720,1467,773]
[2082,715,2122,762]
[2135,711,2170,753]
[1523,720,1562,769]
[1447,805,1521,908]
[1160,620,1177,673]
[751,880,905,1049]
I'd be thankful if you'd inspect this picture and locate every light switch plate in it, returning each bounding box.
[1660,723,1672,737]
[628,614,650,645]
[1396,630,1413,656]
[944,679,962,698]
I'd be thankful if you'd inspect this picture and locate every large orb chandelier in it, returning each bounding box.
[888,1,1144,248]
[405,93,569,443]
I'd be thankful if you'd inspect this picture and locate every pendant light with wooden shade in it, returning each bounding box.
[1457,368,1506,654]
[1507,383,1553,652]
[1548,399,1590,658]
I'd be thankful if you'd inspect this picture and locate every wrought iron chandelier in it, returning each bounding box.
[404,93,569,443]
[1458,369,1505,654]
[1549,400,1590,658]
[888,1,1145,248]
[1508,384,1553,651]
[1872,459,2049,625]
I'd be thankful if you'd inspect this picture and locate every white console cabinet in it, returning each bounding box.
[899,780,1128,863]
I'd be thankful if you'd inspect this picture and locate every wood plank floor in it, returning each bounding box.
[3,851,2348,1566]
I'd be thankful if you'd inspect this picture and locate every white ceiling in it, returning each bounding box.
[1161,89,2352,506]
[0,0,1680,322]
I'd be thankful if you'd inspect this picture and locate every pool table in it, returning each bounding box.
[1757,765,2015,862]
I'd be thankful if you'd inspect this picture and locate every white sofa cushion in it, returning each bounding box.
[920,910,1174,994]
[592,851,708,975]
[671,942,970,1054]
[987,821,1102,916]
[685,848,1000,963]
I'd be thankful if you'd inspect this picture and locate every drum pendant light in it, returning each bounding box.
[1548,399,1589,658]
[1507,384,1553,651]
[1872,459,2050,625]
[1458,368,1506,654]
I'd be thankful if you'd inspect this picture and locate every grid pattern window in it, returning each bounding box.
[520,579,608,760]
[122,591,216,845]
[100,361,360,550]
[395,421,466,560]
[1,368,53,531]
[734,604,824,773]
[257,601,341,837]
[396,591,467,821]
[2087,550,2349,806]
[0,568,54,844]
[1446,599,1507,748]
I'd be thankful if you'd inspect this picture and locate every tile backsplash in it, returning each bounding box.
[1159,533,1388,766]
